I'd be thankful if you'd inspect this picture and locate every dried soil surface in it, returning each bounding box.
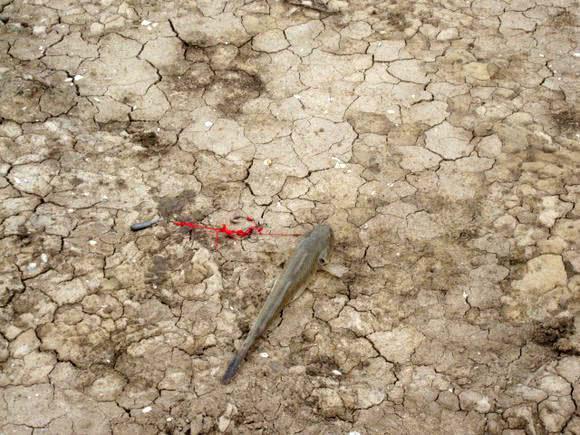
[0,0,579,434]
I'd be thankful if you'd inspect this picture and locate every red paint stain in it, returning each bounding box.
[174,216,301,248]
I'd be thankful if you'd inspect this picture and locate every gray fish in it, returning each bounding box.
[221,224,333,384]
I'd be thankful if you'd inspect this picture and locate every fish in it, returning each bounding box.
[221,224,333,384]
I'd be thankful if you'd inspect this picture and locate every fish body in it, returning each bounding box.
[221,224,333,384]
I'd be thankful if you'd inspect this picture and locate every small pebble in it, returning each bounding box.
[332,369,342,376]
[142,406,152,413]
[333,157,346,169]
[89,240,97,246]
[204,121,213,128]
[264,159,272,166]
[41,253,48,263]
[141,20,151,26]
[259,352,269,358]
[27,262,37,271]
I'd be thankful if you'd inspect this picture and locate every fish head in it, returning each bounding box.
[310,224,333,265]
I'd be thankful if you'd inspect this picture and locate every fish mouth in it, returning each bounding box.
[309,224,333,248]
[317,224,333,240]
[313,224,332,234]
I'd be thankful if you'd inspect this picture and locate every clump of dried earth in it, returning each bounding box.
[0,0,579,434]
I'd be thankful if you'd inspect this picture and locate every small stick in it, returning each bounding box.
[131,217,161,231]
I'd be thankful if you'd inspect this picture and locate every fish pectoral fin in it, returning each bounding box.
[321,262,349,278]
[289,285,307,304]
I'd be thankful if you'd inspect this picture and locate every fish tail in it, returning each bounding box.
[221,330,258,384]
[221,352,244,384]
[221,287,284,384]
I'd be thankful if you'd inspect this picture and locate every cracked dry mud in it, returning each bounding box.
[0,0,578,434]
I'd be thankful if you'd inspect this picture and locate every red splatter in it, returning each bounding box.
[173,216,301,249]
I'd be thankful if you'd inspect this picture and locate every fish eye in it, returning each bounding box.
[319,257,327,265]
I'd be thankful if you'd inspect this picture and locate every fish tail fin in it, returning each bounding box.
[221,331,257,384]
[221,352,244,384]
